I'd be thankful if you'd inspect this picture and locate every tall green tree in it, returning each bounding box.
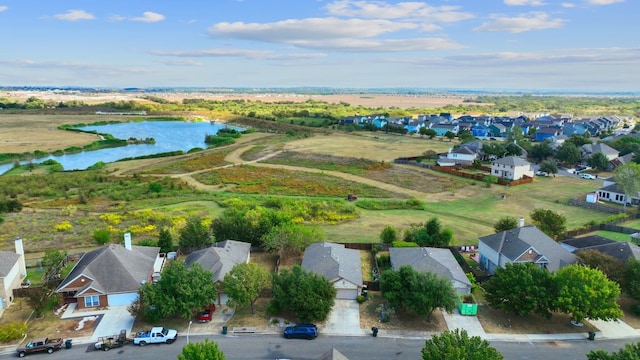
[624,259,640,300]
[576,249,625,284]
[223,263,271,314]
[530,208,567,240]
[157,227,174,253]
[139,262,217,322]
[586,151,610,171]
[614,163,640,212]
[493,216,518,233]
[554,264,623,323]
[421,329,504,360]
[587,341,640,360]
[379,225,398,244]
[538,160,558,175]
[444,131,455,142]
[270,265,336,323]
[261,223,324,261]
[505,142,522,157]
[403,218,453,247]
[555,142,581,166]
[381,266,456,319]
[179,216,214,254]
[484,263,555,319]
[178,339,225,360]
[41,249,67,268]
[530,141,554,162]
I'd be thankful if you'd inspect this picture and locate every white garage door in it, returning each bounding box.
[107,293,138,306]
[336,289,358,300]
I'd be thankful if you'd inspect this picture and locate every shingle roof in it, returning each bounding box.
[561,235,616,249]
[565,236,640,263]
[318,348,349,360]
[56,244,159,294]
[184,240,251,282]
[492,156,530,166]
[389,247,471,290]
[0,251,20,277]
[301,242,362,286]
[478,225,577,272]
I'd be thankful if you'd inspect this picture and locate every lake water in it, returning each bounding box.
[0,121,231,175]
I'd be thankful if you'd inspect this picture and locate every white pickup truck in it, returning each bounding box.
[132,327,178,346]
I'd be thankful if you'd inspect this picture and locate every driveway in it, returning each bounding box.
[323,300,366,336]
[61,303,135,342]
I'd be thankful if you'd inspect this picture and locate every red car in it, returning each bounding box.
[197,304,216,322]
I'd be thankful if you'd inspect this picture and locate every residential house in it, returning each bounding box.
[0,238,27,310]
[438,145,479,166]
[534,127,562,142]
[610,152,635,170]
[471,124,489,138]
[488,123,507,138]
[432,123,459,137]
[561,235,640,263]
[491,156,533,180]
[580,143,620,161]
[301,242,362,300]
[389,247,472,294]
[478,224,577,275]
[56,240,163,309]
[184,240,251,284]
[596,181,640,206]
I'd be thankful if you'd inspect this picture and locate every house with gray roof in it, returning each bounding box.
[301,242,362,300]
[389,247,472,294]
[478,224,577,275]
[184,240,251,284]
[596,182,640,206]
[490,156,533,180]
[561,235,640,263]
[580,143,620,161]
[56,240,163,310]
[0,238,27,311]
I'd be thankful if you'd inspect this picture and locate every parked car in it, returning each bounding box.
[17,337,64,357]
[283,324,318,340]
[197,304,216,322]
[575,165,588,172]
[535,170,548,177]
[132,327,178,346]
[580,173,596,180]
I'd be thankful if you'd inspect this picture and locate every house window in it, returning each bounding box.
[84,295,99,307]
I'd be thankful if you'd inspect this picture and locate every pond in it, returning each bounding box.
[0,121,233,175]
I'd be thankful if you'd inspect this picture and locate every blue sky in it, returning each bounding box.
[0,0,637,91]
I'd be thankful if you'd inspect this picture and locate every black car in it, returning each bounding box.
[283,324,318,340]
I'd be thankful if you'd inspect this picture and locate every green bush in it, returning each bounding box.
[93,229,111,245]
[356,295,367,304]
[391,241,419,248]
[0,322,28,342]
[631,304,640,317]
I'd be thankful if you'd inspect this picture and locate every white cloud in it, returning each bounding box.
[289,37,465,52]
[150,48,327,60]
[586,0,624,5]
[131,11,165,23]
[504,0,546,5]
[325,0,474,22]
[562,3,576,7]
[156,59,203,66]
[209,17,417,42]
[474,12,565,33]
[54,10,95,21]
[0,5,8,12]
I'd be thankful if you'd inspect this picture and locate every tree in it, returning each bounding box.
[178,339,225,360]
[381,266,456,319]
[270,265,336,323]
[223,263,271,314]
[504,142,522,157]
[484,263,555,319]
[555,142,581,166]
[139,262,217,322]
[554,264,623,323]
[530,208,566,240]
[379,225,398,244]
[157,227,174,253]
[624,259,640,300]
[41,249,67,268]
[530,141,554,162]
[576,249,625,284]
[261,223,323,261]
[615,163,640,212]
[586,151,610,171]
[444,131,455,142]
[211,207,292,246]
[403,218,453,247]
[587,341,640,360]
[458,129,475,143]
[421,329,504,360]
[493,216,519,233]
[567,134,592,147]
[422,128,437,139]
[538,160,558,175]
[179,216,214,254]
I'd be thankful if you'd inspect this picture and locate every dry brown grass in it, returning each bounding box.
[476,304,598,334]
[359,292,447,332]
[618,295,640,329]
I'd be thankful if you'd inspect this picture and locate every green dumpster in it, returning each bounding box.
[588,331,596,341]
[222,326,228,335]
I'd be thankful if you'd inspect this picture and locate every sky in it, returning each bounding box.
[0,0,637,91]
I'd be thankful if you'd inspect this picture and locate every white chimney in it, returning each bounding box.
[124,232,132,250]
[518,218,525,228]
[15,237,27,277]
[14,237,24,255]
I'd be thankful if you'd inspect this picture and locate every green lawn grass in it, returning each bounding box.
[592,230,636,242]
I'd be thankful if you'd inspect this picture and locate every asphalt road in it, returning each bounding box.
[2,335,638,360]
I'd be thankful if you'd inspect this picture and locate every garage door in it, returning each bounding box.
[336,289,358,300]
[107,293,138,306]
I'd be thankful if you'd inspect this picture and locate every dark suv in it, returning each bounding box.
[283,324,318,340]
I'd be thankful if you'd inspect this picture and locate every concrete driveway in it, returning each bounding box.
[323,300,366,336]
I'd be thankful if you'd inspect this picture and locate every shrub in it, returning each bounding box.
[53,221,73,232]
[93,229,111,244]
[356,295,367,304]
[631,304,640,317]
[0,322,28,342]
[391,241,419,248]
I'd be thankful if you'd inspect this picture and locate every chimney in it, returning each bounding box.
[518,218,525,228]
[15,237,27,277]
[124,232,132,250]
